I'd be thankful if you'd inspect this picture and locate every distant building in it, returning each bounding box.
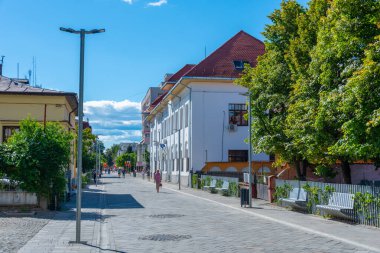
[117,142,138,157]
[137,87,165,171]
[146,31,270,185]
[141,87,165,146]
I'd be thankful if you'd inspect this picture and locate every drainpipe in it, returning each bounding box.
[43,104,47,129]
[68,107,78,129]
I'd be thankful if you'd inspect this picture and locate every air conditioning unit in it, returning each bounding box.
[228,124,237,132]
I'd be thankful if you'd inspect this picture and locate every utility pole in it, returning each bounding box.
[60,27,105,244]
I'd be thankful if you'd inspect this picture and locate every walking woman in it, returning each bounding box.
[154,170,162,193]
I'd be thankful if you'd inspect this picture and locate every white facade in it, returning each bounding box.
[149,79,269,180]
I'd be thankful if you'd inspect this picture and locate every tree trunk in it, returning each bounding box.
[341,160,352,184]
[294,160,302,180]
[301,159,308,181]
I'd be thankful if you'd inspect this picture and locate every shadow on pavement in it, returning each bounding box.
[105,193,144,209]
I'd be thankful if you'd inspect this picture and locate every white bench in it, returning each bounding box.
[216,181,229,194]
[203,179,216,191]
[280,188,307,209]
[316,192,355,220]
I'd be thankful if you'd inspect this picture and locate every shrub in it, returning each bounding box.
[228,182,238,197]
[191,175,198,188]
[274,183,293,204]
[3,119,73,200]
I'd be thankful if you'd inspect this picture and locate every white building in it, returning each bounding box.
[146,31,270,185]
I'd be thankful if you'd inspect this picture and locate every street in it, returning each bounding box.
[18,173,380,253]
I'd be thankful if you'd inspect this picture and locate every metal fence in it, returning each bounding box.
[276,179,380,227]
[256,183,268,201]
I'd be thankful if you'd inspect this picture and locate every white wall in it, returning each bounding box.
[149,80,269,175]
[190,81,268,172]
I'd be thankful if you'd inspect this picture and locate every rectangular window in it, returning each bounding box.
[228,150,248,162]
[2,126,20,142]
[174,111,178,131]
[229,104,248,126]
[185,104,189,127]
[180,108,183,129]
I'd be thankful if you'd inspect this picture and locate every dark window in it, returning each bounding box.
[233,60,249,70]
[229,104,248,126]
[3,126,20,142]
[228,150,248,162]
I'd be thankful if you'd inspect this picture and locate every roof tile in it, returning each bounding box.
[185,30,265,78]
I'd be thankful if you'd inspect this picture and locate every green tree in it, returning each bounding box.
[306,0,380,183]
[105,144,120,167]
[116,152,136,169]
[331,35,380,168]
[285,0,332,176]
[4,119,73,200]
[82,128,96,172]
[237,0,306,178]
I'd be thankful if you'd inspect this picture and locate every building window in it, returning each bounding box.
[228,150,248,162]
[3,126,20,142]
[233,60,249,70]
[185,104,189,127]
[229,104,248,126]
[180,108,183,129]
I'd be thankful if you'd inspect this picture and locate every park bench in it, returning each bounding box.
[216,181,229,194]
[279,187,307,209]
[203,179,216,191]
[316,192,355,220]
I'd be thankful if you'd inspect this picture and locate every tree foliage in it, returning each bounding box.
[238,0,380,183]
[105,144,120,167]
[116,152,136,169]
[3,119,73,197]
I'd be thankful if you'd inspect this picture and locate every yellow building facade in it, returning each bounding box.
[0,76,78,190]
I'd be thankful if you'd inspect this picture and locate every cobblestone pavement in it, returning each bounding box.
[19,174,380,253]
[0,211,54,253]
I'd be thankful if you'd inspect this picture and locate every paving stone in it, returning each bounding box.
[17,173,380,253]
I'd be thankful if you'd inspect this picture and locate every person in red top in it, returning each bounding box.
[154,170,162,193]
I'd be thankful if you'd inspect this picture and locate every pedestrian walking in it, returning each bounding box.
[92,169,97,186]
[154,170,162,193]
[122,168,126,178]
[118,168,121,178]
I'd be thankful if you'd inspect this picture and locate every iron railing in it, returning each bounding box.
[276,179,380,227]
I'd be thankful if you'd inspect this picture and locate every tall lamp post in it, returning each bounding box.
[240,91,252,208]
[60,27,105,243]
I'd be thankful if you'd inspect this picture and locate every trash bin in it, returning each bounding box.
[240,188,249,207]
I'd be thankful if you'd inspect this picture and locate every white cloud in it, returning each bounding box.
[84,99,142,148]
[147,0,167,7]
[84,99,140,114]
[122,0,134,4]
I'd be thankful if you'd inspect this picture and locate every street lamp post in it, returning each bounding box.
[248,92,252,207]
[60,27,105,243]
[240,91,253,208]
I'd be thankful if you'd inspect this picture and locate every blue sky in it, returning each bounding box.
[0,0,308,148]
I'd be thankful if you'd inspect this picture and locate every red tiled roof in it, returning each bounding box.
[166,64,196,83]
[148,92,168,112]
[185,30,265,78]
